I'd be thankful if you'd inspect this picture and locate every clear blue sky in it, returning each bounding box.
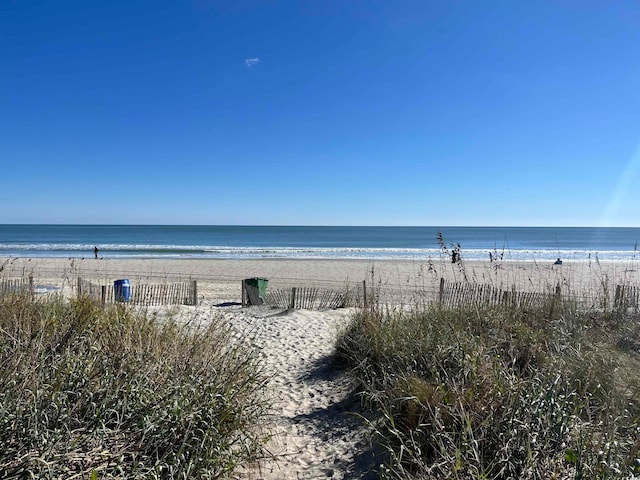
[1,1,639,226]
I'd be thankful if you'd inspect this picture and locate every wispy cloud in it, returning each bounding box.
[245,58,260,67]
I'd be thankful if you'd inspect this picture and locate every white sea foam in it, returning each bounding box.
[1,242,639,261]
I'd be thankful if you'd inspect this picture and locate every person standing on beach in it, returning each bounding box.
[94,246,99,259]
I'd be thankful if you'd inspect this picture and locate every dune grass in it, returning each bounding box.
[336,291,640,479]
[0,293,271,479]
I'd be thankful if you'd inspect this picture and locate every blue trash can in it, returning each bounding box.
[114,279,131,302]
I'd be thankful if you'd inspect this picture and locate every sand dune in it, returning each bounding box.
[4,256,639,478]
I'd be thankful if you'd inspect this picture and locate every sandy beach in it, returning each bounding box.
[3,256,640,478]
[3,255,639,305]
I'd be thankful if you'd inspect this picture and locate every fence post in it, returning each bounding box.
[550,283,562,318]
[614,285,622,310]
[101,285,106,305]
[438,278,445,305]
[241,280,246,307]
[362,280,367,308]
[290,287,297,309]
[192,280,198,306]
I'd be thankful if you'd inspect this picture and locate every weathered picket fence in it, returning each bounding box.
[0,276,34,299]
[438,278,559,310]
[242,279,358,310]
[439,278,640,314]
[78,278,198,306]
[264,286,353,310]
[614,285,640,313]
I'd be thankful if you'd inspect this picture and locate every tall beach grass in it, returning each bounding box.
[0,292,271,479]
[337,274,640,478]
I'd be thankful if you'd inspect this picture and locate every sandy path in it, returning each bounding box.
[217,304,377,480]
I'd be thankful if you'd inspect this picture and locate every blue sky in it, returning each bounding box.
[1,1,639,226]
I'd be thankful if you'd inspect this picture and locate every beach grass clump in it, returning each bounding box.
[336,301,640,479]
[0,293,270,479]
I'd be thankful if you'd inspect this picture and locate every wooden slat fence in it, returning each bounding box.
[0,276,34,299]
[439,278,557,310]
[502,289,558,309]
[78,278,197,306]
[130,282,197,306]
[262,286,287,307]
[78,278,106,302]
[614,285,640,313]
[439,281,502,309]
[263,286,354,310]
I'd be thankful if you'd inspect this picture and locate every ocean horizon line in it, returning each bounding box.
[2,223,639,229]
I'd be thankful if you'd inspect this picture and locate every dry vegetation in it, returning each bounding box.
[336,285,640,479]
[0,293,271,479]
[3,245,640,479]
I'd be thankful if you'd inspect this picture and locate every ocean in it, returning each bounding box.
[0,225,638,262]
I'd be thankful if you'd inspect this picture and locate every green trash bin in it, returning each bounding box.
[242,277,269,305]
[244,277,269,298]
